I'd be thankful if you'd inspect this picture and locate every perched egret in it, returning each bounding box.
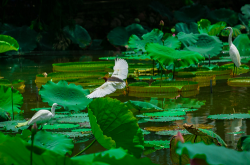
[15,103,62,129]
[224,27,241,76]
[86,58,128,98]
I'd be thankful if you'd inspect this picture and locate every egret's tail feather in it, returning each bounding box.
[15,121,29,128]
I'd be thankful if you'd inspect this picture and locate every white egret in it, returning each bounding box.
[224,27,241,77]
[86,58,128,98]
[15,103,62,129]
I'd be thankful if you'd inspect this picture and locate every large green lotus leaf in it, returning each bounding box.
[208,8,238,26]
[144,117,185,122]
[0,85,23,113]
[237,135,250,151]
[127,34,146,52]
[175,22,199,34]
[124,100,163,111]
[233,34,250,57]
[197,19,211,34]
[174,4,209,23]
[228,131,245,135]
[184,33,223,58]
[29,130,74,156]
[107,27,129,46]
[146,43,204,67]
[0,120,28,132]
[169,108,198,112]
[238,14,250,33]
[208,113,250,120]
[72,128,92,132]
[241,4,250,17]
[208,21,227,36]
[176,142,250,165]
[125,23,148,38]
[2,26,37,54]
[63,25,91,48]
[163,35,181,49]
[39,80,92,112]
[144,140,170,149]
[88,97,144,158]
[177,32,198,47]
[143,111,186,117]
[0,35,19,53]
[43,124,80,130]
[221,27,241,38]
[156,129,191,136]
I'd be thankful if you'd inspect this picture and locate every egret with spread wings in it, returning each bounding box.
[86,59,128,98]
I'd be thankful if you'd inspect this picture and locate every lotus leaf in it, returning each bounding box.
[0,35,19,53]
[43,124,80,130]
[70,113,88,117]
[227,131,245,135]
[125,100,163,111]
[176,142,250,165]
[144,140,170,149]
[52,132,91,139]
[0,111,10,121]
[144,124,213,132]
[238,14,250,33]
[175,22,199,34]
[2,26,37,53]
[146,43,204,68]
[148,1,173,20]
[72,128,92,132]
[241,4,250,18]
[29,130,74,155]
[15,129,32,141]
[233,34,250,57]
[141,129,151,135]
[221,63,249,74]
[177,32,198,47]
[208,8,238,26]
[208,113,250,120]
[0,85,23,114]
[144,117,185,122]
[129,82,149,87]
[0,120,28,132]
[30,107,62,112]
[39,80,92,112]
[143,111,186,117]
[57,117,89,124]
[198,20,227,36]
[169,108,198,112]
[88,97,144,158]
[156,129,191,136]
[63,25,91,48]
[184,33,223,58]
[174,4,209,23]
[237,135,250,151]
[221,27,241,38]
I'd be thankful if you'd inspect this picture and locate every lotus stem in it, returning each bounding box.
[11,86,14,120]
[74,139,96,157]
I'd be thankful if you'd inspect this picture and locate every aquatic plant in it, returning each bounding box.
[233,34,250,57]
[197,19,226,36]
[175,22,199,34]
[0,35,19,53]
[208,113,250,120]
[39,80,92,112]
[207,8,238,26]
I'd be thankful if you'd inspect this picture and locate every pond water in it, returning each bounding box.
[1,51,250,165]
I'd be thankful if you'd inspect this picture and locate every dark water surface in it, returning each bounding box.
[1,51,250,165]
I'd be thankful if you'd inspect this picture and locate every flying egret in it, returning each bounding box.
[86,58,128,98]
[15,103,62,129]
[224,27,241,77]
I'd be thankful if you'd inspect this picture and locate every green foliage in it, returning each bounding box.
[175,22,199,34]
[221,27,241,38]
[63,25,91,48]
[208,113,250,120]
[0,120,28,132]
[177,32,198,47]
[0,35,19,53]
[241,4,250,18]
[208,8,238,26]
[43,124,80,130]
[144,117,185,122]
[88,97,144,158]
[237,135,250,151]
[125,100,163,111]
[145,43,204,68]
[128,82,149,87]
[156,130,190,136]
[57,117,89,124]
[233,34,250,57]
[39,80,92,112]
[0,85,23,114]
[144,140,170,149]
[197,19,227,36]
[143,111,186,117]
[176,142,250,164]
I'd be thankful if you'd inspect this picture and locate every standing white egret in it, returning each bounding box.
[225,27,241,77]
[86,58,128,98]
[15,103,62,129]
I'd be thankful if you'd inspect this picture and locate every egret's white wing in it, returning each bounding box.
[112,59,128,80]
[230,44,241,68]
[28,110,52,125]
[86,81,126,98]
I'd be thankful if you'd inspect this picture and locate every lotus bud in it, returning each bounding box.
[159,20,164,26]
[175,131,185,145]
[31,123,38,135]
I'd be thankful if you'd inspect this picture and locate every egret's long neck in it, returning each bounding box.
[228,28,233,47]
[51,106,56,117]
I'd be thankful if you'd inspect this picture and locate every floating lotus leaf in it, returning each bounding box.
[156,129,191,136]
[176,142,250,165]
[221,63,249,74]
[107,23,148,46]
[221,27,241,38]
[72,128,92,132]
[143,111,186,117]
[208,8,238,26]
[30,107,62,112]
[63,25,91,48]
[88,97,144,158]
[146,43,204,68]
[184,33,223,58]
[39,80,92,112]
[169,108,198,112]
[144,124,213,132]
[141,129,151,135]
[177,32,198,47]
[69,113,88,117]
[228,131,245,135]
[175,22,199,34]
[2,26,37,54]
[57,117,89,124]
[53,114,69,119]
[144,140,170,149]
[144,117,185,122]
[241,4,250,18]
[0,120,28,132]
[174,4,209,23]
[43,124,80,130]
[0,35,19,53]
[148,1,173,20]
[129,82,149,87]
[0,85,23,113]
[29,130,74,155]
[170,123,226,164]
[52,132,91,139]
[208,113,250,120]
[125,100,163,111]
[233,34,250,57]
